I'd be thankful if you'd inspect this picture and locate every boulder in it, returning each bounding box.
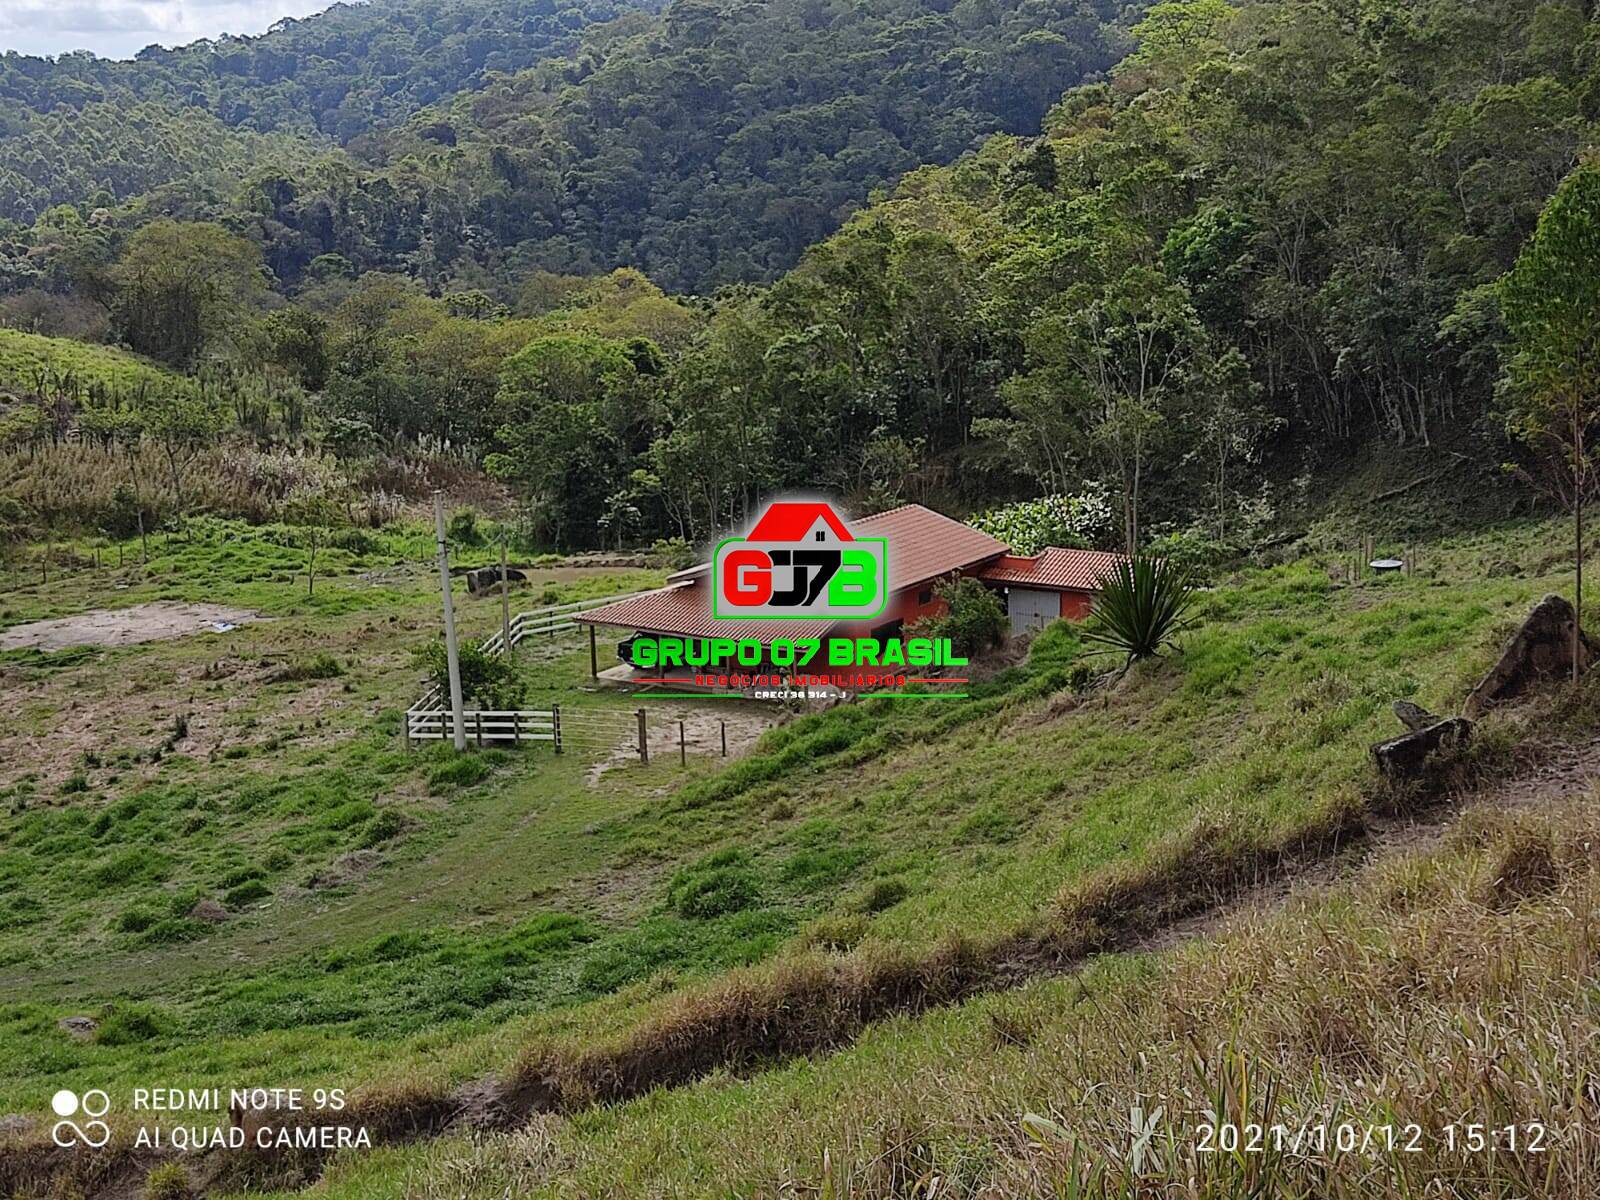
[465,566,528,597]
[1464,594,1598,717]
[57,1015,96,1039]
[1371,717,1474,780]
[1391,699,1439,732]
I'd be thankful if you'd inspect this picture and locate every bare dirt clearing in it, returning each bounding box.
[0,602,266,651]
[585,704,778,783]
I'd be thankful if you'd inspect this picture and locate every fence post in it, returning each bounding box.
[679,720,686,767]
[553,704,562,754]
[433,492,468,752]
[512,711,521,744]
[637,708,648,764]
[590,625,599,678]
[501,539,513,660]
[474,712,484,748]
[721,720,727,758]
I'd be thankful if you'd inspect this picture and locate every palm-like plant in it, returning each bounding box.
[1083,554,1197,663]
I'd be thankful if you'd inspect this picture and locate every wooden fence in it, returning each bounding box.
[407,708,559,746]
[406,589,650,755]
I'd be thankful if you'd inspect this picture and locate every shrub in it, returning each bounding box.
[650,536,697,570]
[1083,555,1198,664]
[414,640,524,709]
[1143,527,1235,579]
[447,507,484,545]
[799,913,870,951]
[114,904,160,933]
[88,847,169,888]
[968,491,1113,554]
[913,577,1007,657]
[59,770,89,795]
[359,808,407,847]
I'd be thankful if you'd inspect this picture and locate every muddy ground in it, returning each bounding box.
[0,602,266,652]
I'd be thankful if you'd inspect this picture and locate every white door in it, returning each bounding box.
[1008,588,1057,636]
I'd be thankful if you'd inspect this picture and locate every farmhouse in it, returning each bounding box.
[577,503,1127,685]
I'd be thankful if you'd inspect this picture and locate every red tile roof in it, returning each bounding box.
[977,548,1128,592]
[854,504,1008,590]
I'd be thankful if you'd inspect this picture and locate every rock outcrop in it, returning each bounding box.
[1391,699,1439,732]
[1371,716,1474,780]
[1463,594,1596,717]
[465,566,529,596]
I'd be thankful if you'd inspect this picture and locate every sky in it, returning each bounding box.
[0,1,339,60]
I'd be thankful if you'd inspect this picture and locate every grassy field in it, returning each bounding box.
[0,516,1592,1198]
[0,328,183,397]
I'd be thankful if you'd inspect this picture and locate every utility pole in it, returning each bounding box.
[500,537,513,660]
[433,491,468,751]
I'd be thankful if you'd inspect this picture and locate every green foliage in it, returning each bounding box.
[1083,555,1198,663]
[223,880,271,907]
[650,536,697,570]
[667,851,763,920]
[270,653,345,684]
[415,640,524,711]
[969,492,1114,554]
[105,221,269,366]
[0,0,1123,296]
[489,334,654,548]
[1498,161,1600,504]
[95,1003,166,1046]
[446,508,484,546]
[915,577,1008,657]
[425,753,496,794]
[853,877,910,914]
[143,1161,192,1200]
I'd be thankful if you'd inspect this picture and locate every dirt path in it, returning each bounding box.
[585,703,777,783]
[0,602,266,651]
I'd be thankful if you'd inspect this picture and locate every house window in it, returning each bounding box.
[917,589,933,605]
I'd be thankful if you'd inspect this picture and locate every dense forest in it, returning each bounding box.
[0,0,1128,292]
[2,0,1599,559]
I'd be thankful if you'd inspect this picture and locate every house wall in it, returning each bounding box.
[1059,590,1094,619]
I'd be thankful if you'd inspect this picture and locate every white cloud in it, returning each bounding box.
[0,1,337,59]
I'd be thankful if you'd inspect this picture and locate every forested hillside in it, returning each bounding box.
[1,0,1597,559]
[0,0,1131,293]
[0,0,662,229]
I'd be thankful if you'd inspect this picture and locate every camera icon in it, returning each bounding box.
[50,1089,111,1148]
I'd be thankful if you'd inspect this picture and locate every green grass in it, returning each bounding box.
[0,515,1590,1200]
[0,327,183,396]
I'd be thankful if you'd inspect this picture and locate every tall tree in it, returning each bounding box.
[106,221,268,366]
[1498,161,1600,682]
